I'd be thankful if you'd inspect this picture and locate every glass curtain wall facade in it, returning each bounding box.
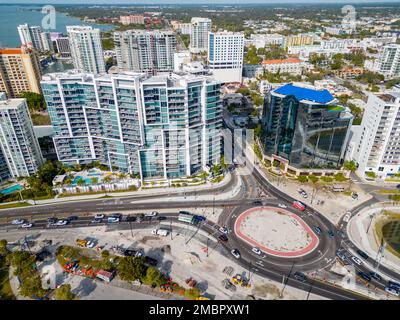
[42,71,222,179]
[262,84,353,169]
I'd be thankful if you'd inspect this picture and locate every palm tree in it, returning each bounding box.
[308,174,319,204]
[343,160,357,191]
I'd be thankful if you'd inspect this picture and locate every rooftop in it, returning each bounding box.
[273,83,335,105]
[0,98,26,110]
[262,58,302,65]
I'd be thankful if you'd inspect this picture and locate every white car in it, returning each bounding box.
[252,247,262,255]
[107,217,120,223]
[11,219,26,225]
[219,226,228,234]
[94,214,105,220]
[55,220,68,226]
[278,203,287,209]
[351,256,363,266]
[385,286,400,297]
[343,212,352,223]
[86,241,96,248]
[144,211,158,217]
[231,249,241,259]
[20,223,33,229]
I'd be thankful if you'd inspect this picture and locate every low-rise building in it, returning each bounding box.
[260,58,309,76]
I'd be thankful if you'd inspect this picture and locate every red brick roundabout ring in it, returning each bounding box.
[234,206,319,258]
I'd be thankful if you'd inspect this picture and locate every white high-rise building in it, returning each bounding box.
[17,24,52,52]
[0,98,44,179]
[114,30,176,73]
[190,17,212,53]
[377,44,400,79]
[208,31,244,83]
[351,92,400,179]
[41,71,222,179]
[67,26,105,74]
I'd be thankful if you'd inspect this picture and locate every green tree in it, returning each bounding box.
[334,172,347,182]
[144,267,164,287]
[19,275,47,299]
[0,239,8,255]
[54,284,75,300]
[18,92,46,112]
[297,175,308,184]
[118,257,147,282]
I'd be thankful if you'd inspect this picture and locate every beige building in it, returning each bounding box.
[284,34,314,49]
[0,47,42,98]
[120,15,145,25]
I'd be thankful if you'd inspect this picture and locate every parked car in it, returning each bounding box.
[86,240,96,248]
[388,281,400,291]
[107,216,120,223]
[293,271,307,283]
[356,249,369,260]
[91,218,103,224]
[370,272,382,281]
[144,211,158,217]
[47,217,57,224]
[357,271,371,282]
[278,203,287,209]
[94,214,105,219]
[55,220,68,226]
[385,286,400,297]
[251,247,262,255]
[351,193,358,200]
[351,256,363,266]
[67,216,78,221]
[230,249,241,259]
[11,219,26,225]
[20,223,33,229]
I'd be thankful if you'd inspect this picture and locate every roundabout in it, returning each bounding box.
[234,206,319,258]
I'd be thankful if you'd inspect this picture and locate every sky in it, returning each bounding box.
[1,0,400,4]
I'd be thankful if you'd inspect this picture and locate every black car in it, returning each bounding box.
[253,200,263,206]
[356,249,369,260]
[388,281,400,290]
[144,256,158,267]
[123,249,137,257]
[218,234,228,242]
[36,250,52,262]
[157,216,167,221]
[66,216,78,221]
[47,217,57,224]
[293,271,307,283]
[357,271,371,282]
[396,184,400,190]
[370,272,382,281]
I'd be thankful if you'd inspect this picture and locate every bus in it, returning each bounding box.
[178,212,194,223]
[292,200,306,211]
[178,212,204,225]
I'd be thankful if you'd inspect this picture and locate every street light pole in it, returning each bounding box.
[280,261,295,298]
[366,213,375,234]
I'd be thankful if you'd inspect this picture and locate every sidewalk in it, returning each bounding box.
[247,145,372,225]
[347,203,400,276]
[3,173,233,209]
[132,170,243,204]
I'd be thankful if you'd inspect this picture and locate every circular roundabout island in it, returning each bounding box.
[234,206,319,258]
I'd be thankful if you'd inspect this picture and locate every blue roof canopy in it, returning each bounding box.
[274,84,334,104]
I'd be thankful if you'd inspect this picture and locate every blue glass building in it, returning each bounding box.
[261,84,354,169]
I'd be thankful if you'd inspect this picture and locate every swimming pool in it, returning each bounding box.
[71,176,93,186]
[0,184,22,195]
